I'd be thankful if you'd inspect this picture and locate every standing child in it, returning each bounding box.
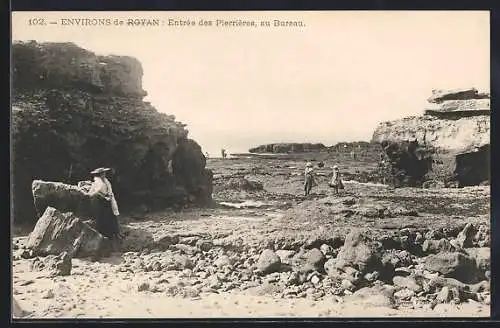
[304,162,315,196]
[329,165,344,195]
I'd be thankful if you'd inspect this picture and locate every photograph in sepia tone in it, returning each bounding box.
[10,11,490,318]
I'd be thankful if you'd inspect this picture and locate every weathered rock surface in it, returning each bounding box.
[372,88,490,187]
[31,180,93,219]
[334,230,385,275]
[30,252,72,276]
[12,41,212,225]
[424,252,479,283]
[25,207,107,258]
[377,140,433,187]
[256,249,281,274]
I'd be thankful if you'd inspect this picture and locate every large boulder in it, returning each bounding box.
[172,138,213,205]
[424,252,480,283]
[25,207,108,258]
[334,230,385,275]
[256,249,282,274]
[31,180,93,219]
[11,41,213,225]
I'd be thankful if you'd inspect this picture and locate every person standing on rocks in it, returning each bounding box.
[304,162,316,196]
[84,167,122,250]
[329,165,344,195]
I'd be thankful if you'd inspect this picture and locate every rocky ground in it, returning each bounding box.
[12,155,490,318]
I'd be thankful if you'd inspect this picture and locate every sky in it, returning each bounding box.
[12,11,490,156]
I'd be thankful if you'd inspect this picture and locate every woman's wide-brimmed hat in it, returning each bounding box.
[306,162,313,167]
[333,165,339,170]
[90,167,111,175]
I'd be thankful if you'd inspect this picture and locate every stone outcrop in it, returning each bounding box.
[25,207,108,258]
[12,41,213,224]
[372,88,490,187]
[427,88,489,105]
[249,143,327,154]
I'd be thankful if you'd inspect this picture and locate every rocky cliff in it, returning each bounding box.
[372,88,490,187]
[12,41,213,225]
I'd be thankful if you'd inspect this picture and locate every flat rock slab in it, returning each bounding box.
[32,180,93,219]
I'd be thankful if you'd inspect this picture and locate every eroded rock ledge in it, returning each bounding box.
[372,88,490,187]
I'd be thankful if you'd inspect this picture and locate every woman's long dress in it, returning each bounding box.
[89,178,119,239]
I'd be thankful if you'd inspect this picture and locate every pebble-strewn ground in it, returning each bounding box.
[12,156,490,318]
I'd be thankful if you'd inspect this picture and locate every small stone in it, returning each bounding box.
[393,275,423,293]
[256,249,281,274]
[42,289,54,299]
[364,271,379,282]
[214,255,232,268]
[436,286,452,303]
[137,282,150,292]
[341,279,355,292]
[207,274,222,289]
[320,244,333,256]
[275,250,296,265]
[394,288,415,301]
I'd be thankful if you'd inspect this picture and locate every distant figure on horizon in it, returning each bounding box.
[304,162,316,196]
[221,148,227,159]
[205,152,209,159]
[329,165,344,195]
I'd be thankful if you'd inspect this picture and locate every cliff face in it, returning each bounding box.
[372,115,489,153]
[12,41,213,225]
[372,88,490,187]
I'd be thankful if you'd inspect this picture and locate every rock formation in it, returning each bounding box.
[249,143,327,154]
[25,207,108,258]
[12,41,213,224]
[32,180,93,219]
[372,88,490,187]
